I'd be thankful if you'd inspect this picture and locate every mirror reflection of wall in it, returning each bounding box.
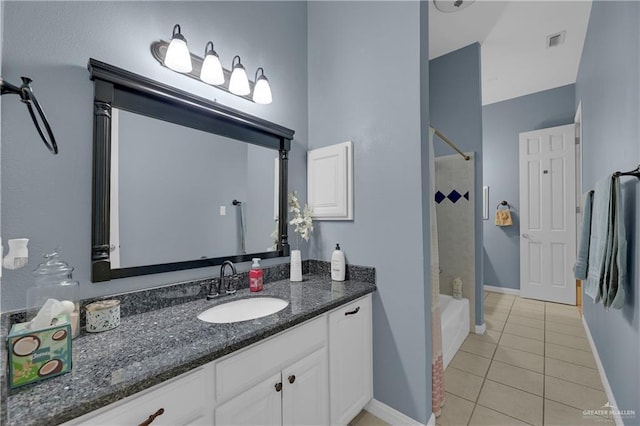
[110,108,278,269]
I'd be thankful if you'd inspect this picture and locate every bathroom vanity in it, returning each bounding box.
[6,272,375,426]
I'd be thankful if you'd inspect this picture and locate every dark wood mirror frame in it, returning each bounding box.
[88,58,293,282]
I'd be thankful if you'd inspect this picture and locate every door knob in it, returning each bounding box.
[288,374,296,384]
[522,233,531,239]
[275,382,282,392]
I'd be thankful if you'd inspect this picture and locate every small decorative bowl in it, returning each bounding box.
[86,300,120,333]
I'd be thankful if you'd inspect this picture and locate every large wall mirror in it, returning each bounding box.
[88,59,293,282]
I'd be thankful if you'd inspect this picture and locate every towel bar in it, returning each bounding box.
[614,164,640,179]
[496,200,511,210]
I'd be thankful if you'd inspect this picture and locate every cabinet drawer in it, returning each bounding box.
[216,316,326,402]
[69,367,213,426]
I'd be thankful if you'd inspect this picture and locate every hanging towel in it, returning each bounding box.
[494,209,513,226]
[573,191,594,280]
[585,175,626,309]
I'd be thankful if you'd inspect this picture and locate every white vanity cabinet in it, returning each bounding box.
[328,295,373,425]
[65,366,215,426]
[63,294,372,426]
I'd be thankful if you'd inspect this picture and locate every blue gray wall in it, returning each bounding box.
[429,43,484,325]
[308,1,431,423]
[1,1,308,311]
[482,84,575,289]
[576,1,639,420]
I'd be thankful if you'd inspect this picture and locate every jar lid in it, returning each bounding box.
[32,250,74,278]
[86,300,120,312]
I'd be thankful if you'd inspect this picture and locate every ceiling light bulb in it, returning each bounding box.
[164,24,192,73]
[252,68,272,104]
[200,41,224,85]
[229,55,250,96]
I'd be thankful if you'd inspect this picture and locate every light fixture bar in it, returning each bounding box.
[151,40,255,101]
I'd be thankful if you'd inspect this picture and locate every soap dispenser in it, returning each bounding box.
[249,258,264,292]
[331,244,345,281]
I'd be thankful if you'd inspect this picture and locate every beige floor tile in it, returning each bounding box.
[450,350,491,377]
[468,330,501,345]
[545,376,608,411]
[545,321,587,337]
[437,392,475,426]
[546,330,591,351]
[513,298,545,307]
[469,405,529,426]
[545,302,579,315]
[484,291,489,298]
[546,343,598,369]
[511,303,545,315]
[545,357,604,390]
[484,304,512,315]
[499,333,544,355]
[546,312,583,326]
[502,322,544,341]
[485,301,514,313]
[544,399,615,425]
[509,309,545,321]
[485,317,506,332]
[461,336,497,359]
[506,315,545,330]
[349,410,389,426]
[493,346,544,373]
[486,360,543,396]
[485,310,509,322]
[444,367,484,402]
[486,293,516,303]
[477,380,543,426]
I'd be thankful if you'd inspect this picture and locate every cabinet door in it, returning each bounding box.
[215,372,282,426]
[282,348,329,426]
[328,295,373,425]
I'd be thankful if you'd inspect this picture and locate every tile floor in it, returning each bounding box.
[438,291,613,426]
[350,291,612,426]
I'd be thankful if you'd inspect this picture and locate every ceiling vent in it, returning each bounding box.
[434,0,476,13]
[546,31,566,48]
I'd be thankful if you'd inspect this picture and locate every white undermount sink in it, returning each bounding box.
[198,297,289,324]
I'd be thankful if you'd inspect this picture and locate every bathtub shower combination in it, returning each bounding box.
[439,294,470,368]
[434,152,475,369]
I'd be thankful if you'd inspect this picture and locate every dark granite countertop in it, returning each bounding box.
[6,273,376,426]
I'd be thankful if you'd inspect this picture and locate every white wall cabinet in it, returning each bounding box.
[65,294,372,426]
[329,295,373,426]
[307,141,353,220]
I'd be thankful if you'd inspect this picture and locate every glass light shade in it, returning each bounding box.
[229,64,250,96]
[200,53,224,85]
[252,76,272,104]
[165,38,192,73]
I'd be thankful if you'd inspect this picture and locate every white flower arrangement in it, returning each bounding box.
[289,191,314,248]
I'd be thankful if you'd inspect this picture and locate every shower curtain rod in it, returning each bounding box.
[430,126,470,161]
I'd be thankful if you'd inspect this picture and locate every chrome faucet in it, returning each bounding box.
[207,261,237,300]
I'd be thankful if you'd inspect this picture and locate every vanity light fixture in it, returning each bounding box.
[152,26,273,103]
[164,24,192,73]
[229,55,251,96]
[200,41,225,85]
[252,67,272,105]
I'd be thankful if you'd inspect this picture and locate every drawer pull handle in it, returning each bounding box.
[138,408,165,426]
[275,382,282,392]
[345,307,360,316]
[288,374,296,384]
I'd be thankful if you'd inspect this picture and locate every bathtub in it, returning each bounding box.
[440,294,470,369]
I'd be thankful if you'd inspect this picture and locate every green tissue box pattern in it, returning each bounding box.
[8,314,72,389]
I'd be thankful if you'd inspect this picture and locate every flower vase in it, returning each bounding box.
[290,250,302,282]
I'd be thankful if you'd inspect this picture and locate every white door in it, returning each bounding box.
[215,372,282,426]
[519,124,577,305]
[282,348,329,426]
[328,296,373,425]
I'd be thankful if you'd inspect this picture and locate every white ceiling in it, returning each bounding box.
[429,0,593,105]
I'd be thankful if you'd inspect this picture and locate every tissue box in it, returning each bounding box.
[7,314,72,389]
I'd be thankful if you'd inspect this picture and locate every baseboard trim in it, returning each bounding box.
[474,323,486,335]
[484,284,520,296]
[365,398,427,426]
[581,315,624,426]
